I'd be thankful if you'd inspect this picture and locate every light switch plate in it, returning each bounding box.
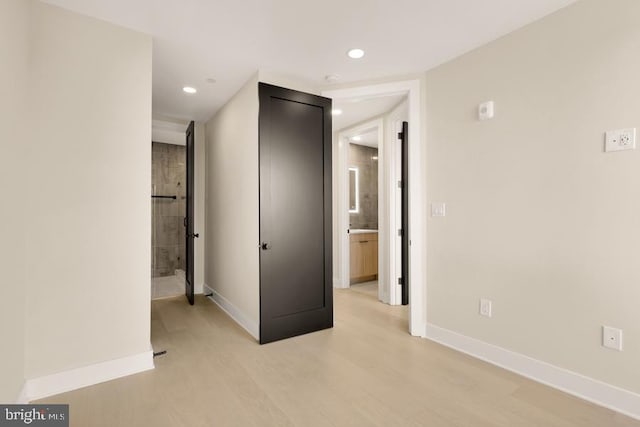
[605,128,636,152]
[479,101,494,120]
[431,203,446,217]
[480,298,492,318]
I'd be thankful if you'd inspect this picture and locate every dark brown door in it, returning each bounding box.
[400,121,409,305]
[258,83,333,344]
[185,120,196,305]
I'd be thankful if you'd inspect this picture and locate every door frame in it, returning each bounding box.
[323,79,425,337]
[336,119,387,303]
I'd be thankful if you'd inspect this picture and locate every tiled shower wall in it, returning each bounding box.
[152,142,186,277]
[349,143,378,229]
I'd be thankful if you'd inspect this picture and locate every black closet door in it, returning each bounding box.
[258,83,333,344]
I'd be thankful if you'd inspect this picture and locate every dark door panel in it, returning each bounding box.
[259,83,332,344]
[185,120,195,305]
[400,121,409,306]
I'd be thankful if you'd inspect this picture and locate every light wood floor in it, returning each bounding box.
[37,285,639,426]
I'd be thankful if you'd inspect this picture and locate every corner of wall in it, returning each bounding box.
[203,74,260,334]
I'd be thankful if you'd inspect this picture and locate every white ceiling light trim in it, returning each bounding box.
[347,48,365,59]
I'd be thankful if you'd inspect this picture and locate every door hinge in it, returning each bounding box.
[398,277,404,285]
[398,180,403,189]
[398,229,403,237]
[398,132,404,140]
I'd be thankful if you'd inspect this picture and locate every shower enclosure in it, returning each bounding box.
[151,141,186,299]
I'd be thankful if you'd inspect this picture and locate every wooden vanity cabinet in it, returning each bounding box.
[350,232,378,284]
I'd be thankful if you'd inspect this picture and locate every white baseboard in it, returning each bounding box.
[204,285,259,340]
[424,324,640,421]
[23,349,154,402]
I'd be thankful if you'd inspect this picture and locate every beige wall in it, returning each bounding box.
[204,74,260,333]
[0,0,29,402]
[25,2,152,378]
[195,122,206,293]
[426,0,640,393]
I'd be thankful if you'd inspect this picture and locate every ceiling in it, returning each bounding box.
[42,0,577,122]
[350,130,379,149]
[333,94,406,132]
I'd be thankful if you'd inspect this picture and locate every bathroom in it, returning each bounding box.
[349,131,379,287]
[151,137,186,299]
[333,93,408,304]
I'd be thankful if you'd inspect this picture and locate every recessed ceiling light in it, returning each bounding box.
[205,78,216,84]
[347,48,365,59]
[183,86,197,94]
[352,135,362,141]
[331,109,343,116]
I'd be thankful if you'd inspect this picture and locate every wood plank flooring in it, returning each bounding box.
[36,284,640,426]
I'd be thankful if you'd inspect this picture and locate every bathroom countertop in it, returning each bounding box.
[349,229,378,234]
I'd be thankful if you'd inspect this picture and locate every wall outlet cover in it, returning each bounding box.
[605,128,636,152]
[480,298,492,318]
[431,203,446,217]
[479,101,495,121]
[602,326,623,351]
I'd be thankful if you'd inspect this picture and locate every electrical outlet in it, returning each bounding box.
[431,203,446,217]
[479,298,492,318]
[478,101,495,121]
[605,128,636,152]
[602,326,623,351]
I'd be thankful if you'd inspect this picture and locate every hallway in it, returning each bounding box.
[36,289,639,426]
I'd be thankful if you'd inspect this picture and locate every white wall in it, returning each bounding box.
[426,0,640,394]
[194,122,206,294]
[25,2,153,378]
[204,74,260,337]
[0,0,29,403]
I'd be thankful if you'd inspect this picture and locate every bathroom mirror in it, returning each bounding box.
[349,167,359,213]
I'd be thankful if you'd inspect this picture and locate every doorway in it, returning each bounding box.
[323,79,425,337]
[151,140,187,299]
[150,119,198,303]
[340,120,384,300]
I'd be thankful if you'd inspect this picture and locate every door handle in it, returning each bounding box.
[261,242,271,250]
[188,233,199,239]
